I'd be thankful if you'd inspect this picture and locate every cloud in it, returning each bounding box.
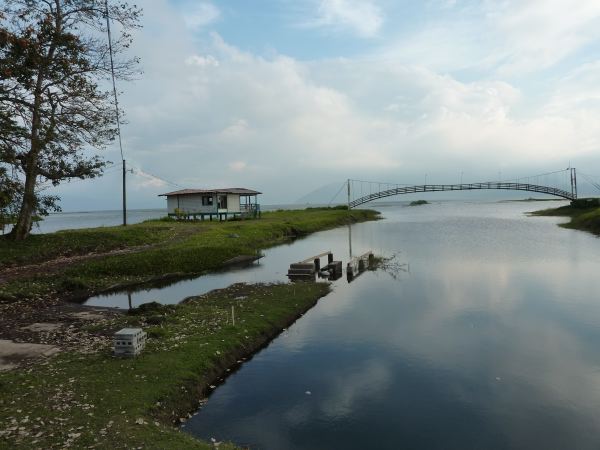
[49,0,600,210]
[108,26,600,204]
[378,0,600,76]
[305,0,383,38]
[185,54,219,67]
[489,0,600,75]
[180,2,220,30]
[228,161,247,172]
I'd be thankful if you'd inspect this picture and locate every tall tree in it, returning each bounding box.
[0,0,141,240]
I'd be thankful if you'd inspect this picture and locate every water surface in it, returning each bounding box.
[175,200,600,449]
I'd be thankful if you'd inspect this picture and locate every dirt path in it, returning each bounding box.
[0,294,123,370]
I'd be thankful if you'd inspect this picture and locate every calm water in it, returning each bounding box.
[25,209,166,234]
[168,200,600,450]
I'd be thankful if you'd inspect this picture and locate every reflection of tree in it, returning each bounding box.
[370,253,409,281]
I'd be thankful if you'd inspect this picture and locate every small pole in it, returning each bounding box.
[231,305,235,326]
[347,178,351,211]
[348,223,353,258]
[122,159,127,226]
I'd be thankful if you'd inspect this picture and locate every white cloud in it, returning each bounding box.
[220,119,250,139]
[306,0,383,38]
[181,2,220,30]
[114,24,600,203]
[229,161,247,172]
[185,54,219,67]
[491,0,600,75]
[379,0,600,76]
[51,0,600,209]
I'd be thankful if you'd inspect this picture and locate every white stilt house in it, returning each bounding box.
[159,188,261,220]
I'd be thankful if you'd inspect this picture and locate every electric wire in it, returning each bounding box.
[104,0,124,162]
[579,172,600,193]
[129,166,183,189]
[327,180,348,206]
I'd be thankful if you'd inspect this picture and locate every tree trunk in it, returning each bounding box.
[10,166,37,240]
[8,1,62,241]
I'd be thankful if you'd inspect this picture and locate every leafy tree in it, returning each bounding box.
[0,0,141,240]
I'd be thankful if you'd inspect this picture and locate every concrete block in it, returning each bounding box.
[114,328,147,357]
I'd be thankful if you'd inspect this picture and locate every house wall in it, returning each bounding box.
[167,197,178,214]
[167,194,217,214]
[227,194,241,213]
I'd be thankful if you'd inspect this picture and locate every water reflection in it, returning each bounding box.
[183,200,600,449]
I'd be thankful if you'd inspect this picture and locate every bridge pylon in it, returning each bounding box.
[570,168,578,199]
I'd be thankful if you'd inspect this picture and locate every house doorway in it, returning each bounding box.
[218,195,228,209]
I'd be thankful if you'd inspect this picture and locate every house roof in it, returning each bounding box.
[159,188,262,197]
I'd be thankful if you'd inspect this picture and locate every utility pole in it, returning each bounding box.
[105,0,127,226]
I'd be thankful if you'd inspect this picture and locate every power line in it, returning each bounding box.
[105,0,124,162]
[327,180,348,206]
[105,0,129,226]
[129,166,183,189]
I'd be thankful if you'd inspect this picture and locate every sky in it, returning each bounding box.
[53,0,600,210]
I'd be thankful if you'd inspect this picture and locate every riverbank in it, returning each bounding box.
[0,207,377,302]
[0,282,331,449]
[530,199,600,235]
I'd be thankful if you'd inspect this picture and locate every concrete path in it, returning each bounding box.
[0,339,60,371]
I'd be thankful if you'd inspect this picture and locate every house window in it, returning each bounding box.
[202,195,213,206]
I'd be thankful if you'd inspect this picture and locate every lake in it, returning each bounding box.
[178,200,600,449]
[88,200,600,448]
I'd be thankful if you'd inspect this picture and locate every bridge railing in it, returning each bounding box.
[348,182,574,208]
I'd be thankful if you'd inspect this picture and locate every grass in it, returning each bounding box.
[0,225,178,269]
[0,282,331,449]
[0,208,379,301]
[531,199,600,235]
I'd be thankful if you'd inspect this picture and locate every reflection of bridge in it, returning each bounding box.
[346,168,578,209]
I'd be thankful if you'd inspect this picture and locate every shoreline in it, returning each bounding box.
[530,199,600,236]
[0,282,331,449]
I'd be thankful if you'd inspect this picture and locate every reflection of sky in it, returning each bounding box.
[166,201,600,448]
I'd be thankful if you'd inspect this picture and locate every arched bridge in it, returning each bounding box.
[346,168,578,209]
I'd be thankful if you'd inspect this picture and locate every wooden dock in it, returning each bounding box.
[287,250,370,281]
[346,251,374,281]
[287,251,343,280]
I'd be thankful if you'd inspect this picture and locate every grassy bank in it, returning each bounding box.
[531,199,600,235]
[0,208,378,301]
[0,282,331,449]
